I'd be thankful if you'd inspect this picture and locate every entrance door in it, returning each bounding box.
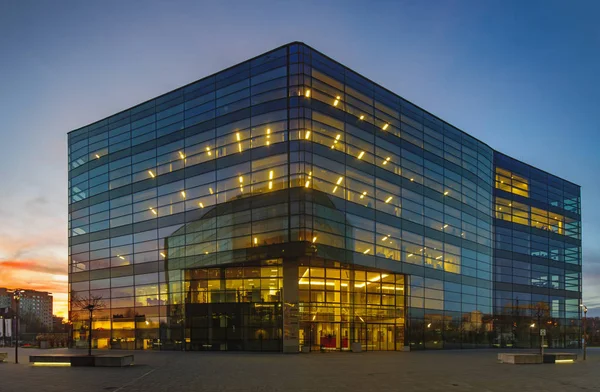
[367,324,395,351]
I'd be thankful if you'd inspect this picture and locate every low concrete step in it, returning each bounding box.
[29,354,134,367]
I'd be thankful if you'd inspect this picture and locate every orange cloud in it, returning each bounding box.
[0,258,68,318]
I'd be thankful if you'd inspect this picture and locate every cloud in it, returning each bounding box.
[0,258,68,318]
[0,259,66,275]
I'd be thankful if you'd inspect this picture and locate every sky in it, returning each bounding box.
[0,0,598,319]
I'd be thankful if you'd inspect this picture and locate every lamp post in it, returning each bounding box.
[581,304,588,360]
[12,290,24,364]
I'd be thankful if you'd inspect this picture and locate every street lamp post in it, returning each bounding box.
[12,290,24,364]
[0,315,4,348]
[581,304,588,360]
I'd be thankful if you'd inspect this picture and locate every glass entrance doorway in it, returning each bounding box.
[300,322,403,351]
[298,262,405,351]
[363,324,396,351]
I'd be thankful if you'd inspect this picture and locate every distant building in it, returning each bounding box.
[52,315,65,332]
[0,288,53,331]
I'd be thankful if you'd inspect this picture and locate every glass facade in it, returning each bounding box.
[67,42,581,352]
[492,153,581,349]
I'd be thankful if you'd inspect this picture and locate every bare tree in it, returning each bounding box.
[72,295,105,356]
[532,302,550,355]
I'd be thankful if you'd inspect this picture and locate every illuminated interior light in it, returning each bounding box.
[363,249,370,254]
[360,191,367,199]
[238,143,242,152]
[359,316,365,323]
[383,157,390,165]
[333,96,340,106]
[509,203,512,206]
[118,255,125,260]
[336,177,343,185]
[357,151,365,160]
[305,180,310,188]
[336,134,341,140]
[368,274,388,282]
[181,191,186,199]
[179,151,185,159]
[205,251,209,255]
[240,187,244,192]
[298,281,335,286]
[385,196,393,203]
[410,178,414,182]
[268,170,274,180]
[444,191,449,195]
[95,154,100,159]
[501,180,504,183]
[312,236,317,243]
[239,176,244,183]
[555,359,574,363]
[199,202,204,208]
[209,187,214,194]
[236,132,241,141]
[461,232,465,236]
[268,181,273,189]
[381,236,389,241]
[331,144,335,149]
[254,237,258,245]
[341,283,348,287]
[312,315,317,321]
[435,255,442,260]
[305,130,311,139]
[206,146,212,156]
[443,224,448,228]
[160,252,166,258]
[149,207,157,215]
[332,186,338,193]
[419,248,424,252]
[148,170,155,178]
[305,89,311,98]
[382,123,389,130]
[359,115,365,120]
[408,253,413,258]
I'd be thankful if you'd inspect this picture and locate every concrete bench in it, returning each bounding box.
[543,353,577,363]
[30,354,134,367]
[498,353,542,364]
[95,355,134,367]
[0,352,7,362]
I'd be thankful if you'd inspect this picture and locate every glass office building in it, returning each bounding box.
[68,42,581,351]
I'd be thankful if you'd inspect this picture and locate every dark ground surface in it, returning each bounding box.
[0,347,597,391]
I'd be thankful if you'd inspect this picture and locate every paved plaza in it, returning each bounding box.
[0,348,598,391]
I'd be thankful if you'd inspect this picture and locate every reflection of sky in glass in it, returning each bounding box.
[0,1,599,317]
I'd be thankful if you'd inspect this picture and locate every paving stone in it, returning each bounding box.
[0,348,596,392]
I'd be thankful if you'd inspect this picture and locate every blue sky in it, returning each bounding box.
[0,0,598,317]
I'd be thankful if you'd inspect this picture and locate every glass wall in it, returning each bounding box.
[287,43,495,349]
[67,42,580,351]
[493,152,582,348]
[68,45,292,350]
